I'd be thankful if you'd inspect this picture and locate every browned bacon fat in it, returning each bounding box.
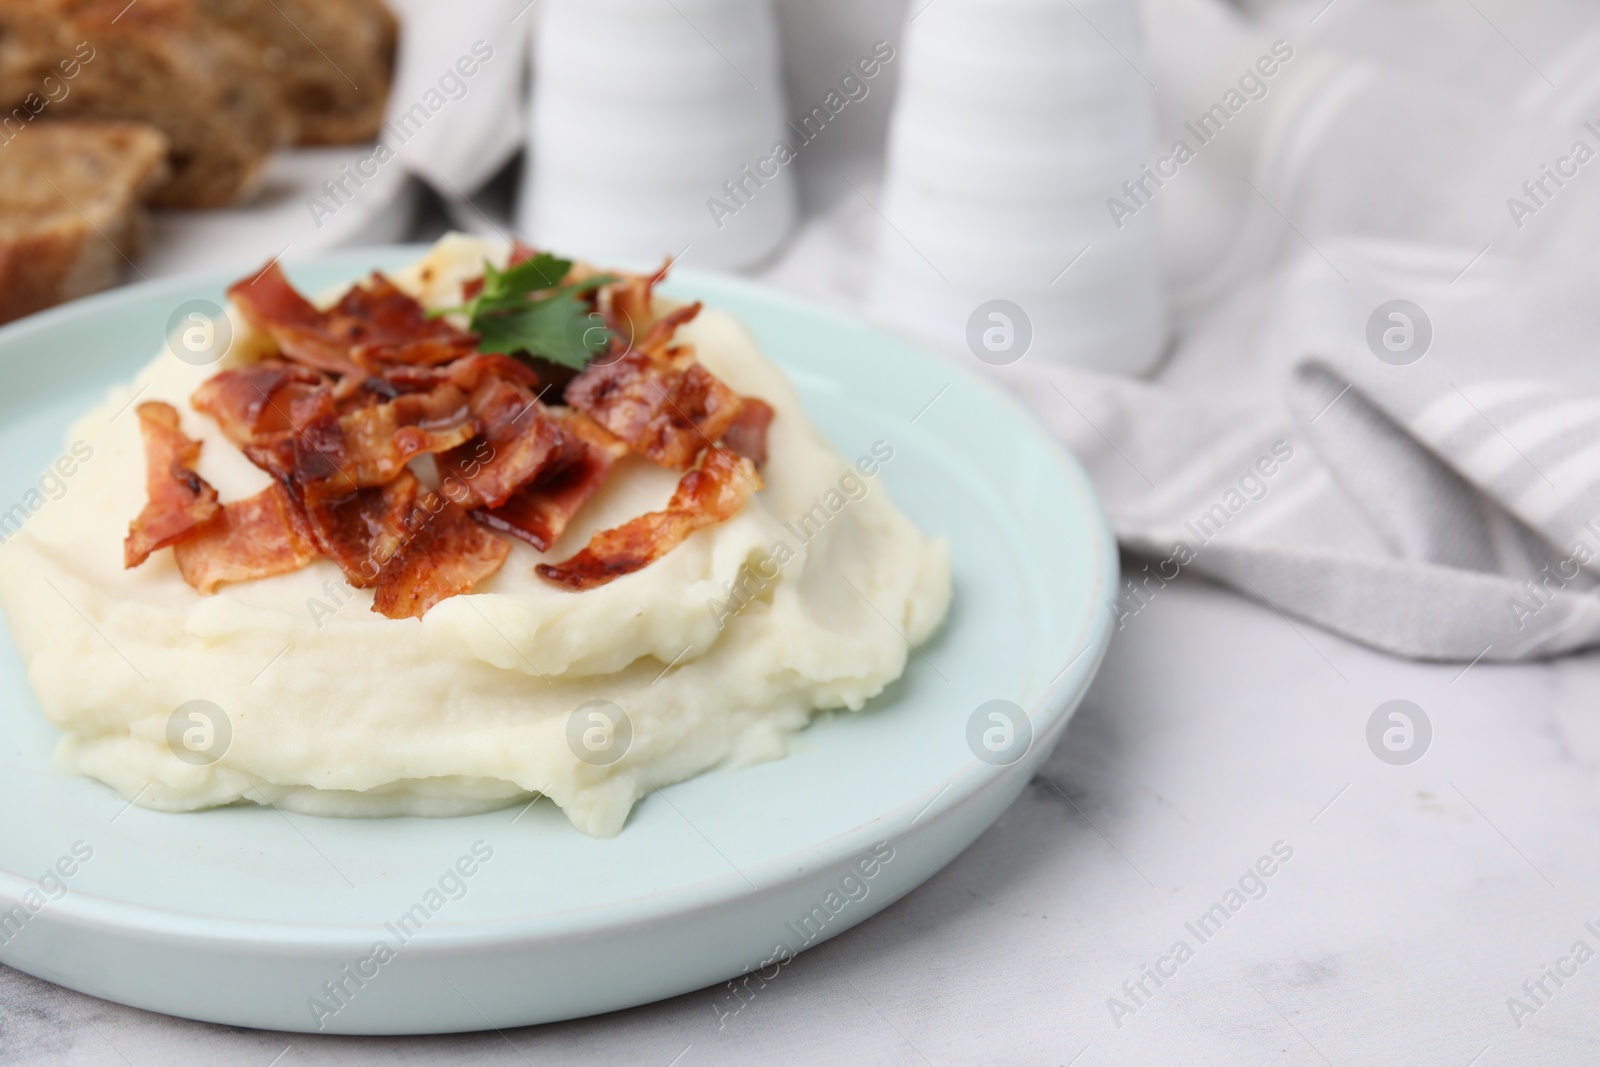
[226,263,366,385]
[475,411,628,552]
[565,350,745,471]
[536,448,759,591]
[298,470,422,589]
[435,377,563,510]
[173,483,318,594]
[330,273,480,369]
[371,503,509,619]
[124,402,220,568]
[721,398,774,468]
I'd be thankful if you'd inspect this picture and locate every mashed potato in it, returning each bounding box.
[0,236,951,836]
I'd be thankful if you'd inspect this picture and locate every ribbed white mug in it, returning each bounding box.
[867,0,1167,375]
[520,0,796,269]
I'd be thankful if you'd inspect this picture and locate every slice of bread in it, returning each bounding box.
[0,0,290,208]
[0,118,169,323]
[199,0,397,146]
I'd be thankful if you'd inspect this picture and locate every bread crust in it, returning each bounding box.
[0,0,290,207]
[199,0,398,146]
[0,118,168,323]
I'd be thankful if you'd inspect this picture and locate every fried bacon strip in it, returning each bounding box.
[475,412,628,551]
[629,302,701,363]
[595,256,671,347]
[239,408,340,485]
[436,377,563,509]
[189,362,325,449]
[173,483,318,594]
[721,398,774,468]
[375,353,541,422]
[335,385,477,488]
[227,263,366,386]
[295,469,510,613]
[124,402,221,568]
[203,373,477,493]
[536,447,759,591]
[371,503,509,619]
[566,343,745,470]
[331,273,479,369]
[298,470,421,589]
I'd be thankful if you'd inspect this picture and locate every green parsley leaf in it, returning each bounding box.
[474,286,613,367]
[439,256,619,371]
[475,253,572,313]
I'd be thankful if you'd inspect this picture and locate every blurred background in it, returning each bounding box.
[10,0,1600,374]
[10,0,1600,369]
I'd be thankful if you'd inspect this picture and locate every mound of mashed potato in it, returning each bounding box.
[0,236,951,836]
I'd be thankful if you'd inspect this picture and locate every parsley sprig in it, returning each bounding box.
[438,253,617,371]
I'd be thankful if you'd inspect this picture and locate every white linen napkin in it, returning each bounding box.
[1003,238,1600,661]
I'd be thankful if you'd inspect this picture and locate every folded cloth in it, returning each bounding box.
[1004,237,1600,661]
[1139,0,1600,330]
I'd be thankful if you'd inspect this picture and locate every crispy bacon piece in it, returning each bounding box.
[379,351,541,397]
[475,412,628,551]
[436,378,564,509]
[227,265,480,401]
[336,385,477,487]
[172,483,318,594]
[227,263,366,385]
[332,273,479,368]
[721,398,774,468]
[125,402,221,568]
[371,503,509,619]
[300,471,421,588]
[191,362,328,449]
[232,384,475,492]
[447,352,541,392]
[240,406,340,485]
[630,302,701,363]
[597,256,671,347]
[566,343,745,470]
[536,447,759,591]
[293,468,513,616]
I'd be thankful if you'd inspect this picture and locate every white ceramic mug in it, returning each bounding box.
[520,0,796,269]
[867,0,1168,375]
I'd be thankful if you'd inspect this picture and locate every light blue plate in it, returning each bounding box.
[0,247,1116,1034]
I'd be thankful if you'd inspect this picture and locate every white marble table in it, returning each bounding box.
[6,573,1594,1066]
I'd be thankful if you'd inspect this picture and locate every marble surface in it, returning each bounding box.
[6,573,1596,1066]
